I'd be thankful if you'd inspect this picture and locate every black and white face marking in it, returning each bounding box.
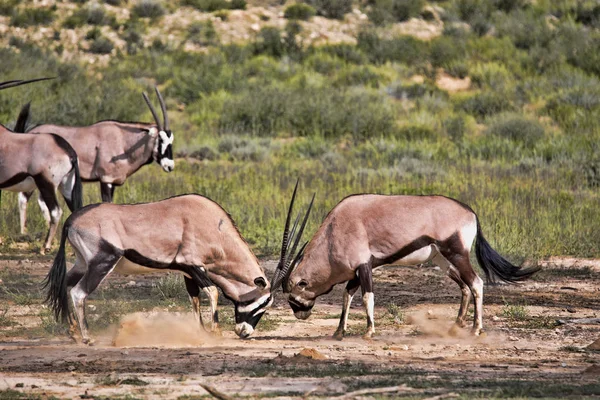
[151,128,174,172]
[288,295,314,320]
[233,293,273,338]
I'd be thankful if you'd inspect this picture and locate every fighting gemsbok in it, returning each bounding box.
[17,87,174,230]
[274,194,540,340]
[44,188,313,345]
[0,79,83,253]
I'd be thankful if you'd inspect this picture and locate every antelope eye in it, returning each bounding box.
[298,280,308,289]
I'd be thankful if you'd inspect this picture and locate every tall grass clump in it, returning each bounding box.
[63,4,117,29]
[182,0,246,11]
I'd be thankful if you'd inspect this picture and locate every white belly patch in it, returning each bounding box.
[114,258,161,275]
[390,244,436,266]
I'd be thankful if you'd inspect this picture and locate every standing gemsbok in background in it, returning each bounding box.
[44,187,313,345]
[0,79,83,253]
[274,194,540,340]
[17,88,174,234]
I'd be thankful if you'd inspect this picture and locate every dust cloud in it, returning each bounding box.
[112,312,219,347]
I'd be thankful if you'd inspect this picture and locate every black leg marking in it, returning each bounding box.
[334,276,360,340]
[184,276,200,297]
[358,262,375,338]
[100,183,114,203]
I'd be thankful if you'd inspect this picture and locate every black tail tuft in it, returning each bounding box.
[475,221,540,284]
[14,102,30,133]
[71,156,83,211]
[43,222,71,323]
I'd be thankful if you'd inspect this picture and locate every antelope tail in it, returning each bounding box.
[14,102,30,133]
[474,220,540,284]
[43,222,71,323]
[71,156,83,211]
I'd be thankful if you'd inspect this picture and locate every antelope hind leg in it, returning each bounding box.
[357,263,375,340]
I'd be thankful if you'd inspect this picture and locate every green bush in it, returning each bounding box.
[485,113,545,147]
[458,91,514,120]
[131,0,165,19]
[445,60,469,79]
[494,8,553,50]
[254,27,284,57]
[182,0,246,11]
[88,36,114,54]
[470,62,512,91]
[368,0,424,25]
[301,0,352,19]
[0,0,18,16]
[284,3,316,20]
[10,7,55,27]
[186,20,218,46]
[430,36,466,69]
[357,30,428,65]
[63,4,117,29]
[321,44,366,64]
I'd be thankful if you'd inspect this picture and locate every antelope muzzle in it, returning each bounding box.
[288,295,314,320]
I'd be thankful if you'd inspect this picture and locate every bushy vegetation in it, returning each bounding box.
[301,0,352,19]
[131,0,165,19]
[1,0,600,262]
[284,3,317,20]
[182,0,247,11]
[10,6,56,27]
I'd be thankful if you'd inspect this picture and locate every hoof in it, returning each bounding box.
[39,248,47,255]
[471,328,484,336]
[362,331,374,340]
[82,338,95,346]
[332,331,344,341]
[211,328,223,337]
[455,319,467,328]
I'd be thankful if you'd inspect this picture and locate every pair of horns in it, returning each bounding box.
[271,180,315,293]
[0,77,55,91]
[142,87,169,131]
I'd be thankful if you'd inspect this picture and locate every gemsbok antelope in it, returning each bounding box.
[1,83,82,253]
[17,87,174,232]
[276,194,540,340]
[45,187,313,345]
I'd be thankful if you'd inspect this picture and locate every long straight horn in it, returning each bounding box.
[0,77,55,91]
[142,92,162,130]
[155,86,169,131]
[271,180,299,289]
[281,193,314,292]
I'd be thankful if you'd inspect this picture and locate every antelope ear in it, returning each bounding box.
[146,127,158,137]
[254,277,267,289]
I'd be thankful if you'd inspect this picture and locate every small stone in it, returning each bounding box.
[388,351,392,356]
[508,336,519,342]
[561,362,567,367]
[492,316,500,322]
[67,365,76,371]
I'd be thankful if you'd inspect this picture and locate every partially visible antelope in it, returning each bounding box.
[45,187,313,345]
[18,87,173,230]
[1,80,82,253]
[277,194,540,340]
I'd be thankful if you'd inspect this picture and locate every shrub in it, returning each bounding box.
[322,44,366,64]
[301,0,351,19]
[305,52,344,75]
[470,62,512,91]
[88,36,114,54]
[429,36,466,69]
[186,20,218,46]
[63,4,117,28]
[104,0,123,5]
[458,92,514,120]
[284,3,316,20]
[485,113,545,148]
[357,30,428,65]
[368,0,424,25]
[0,0,18,16]
[10,7,55,27]
[445,61,469,79]
[182,0,246,11]
[494,8,553,50]
[254,27,284,57]
[131,0,165,19]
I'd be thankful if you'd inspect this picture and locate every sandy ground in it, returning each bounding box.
[0,256,599,399]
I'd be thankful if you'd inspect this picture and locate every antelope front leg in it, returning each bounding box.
[358,263,375,339]
[203,286,221,336]
[333,277,360,340]
[185,277,207,331]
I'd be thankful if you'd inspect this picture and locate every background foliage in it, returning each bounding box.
[1,0,599,263]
